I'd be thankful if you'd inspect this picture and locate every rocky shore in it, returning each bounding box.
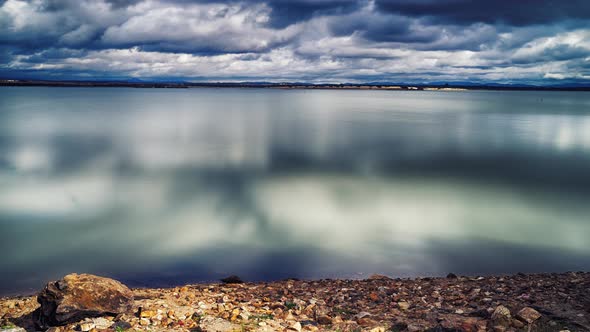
[1,272,588,332]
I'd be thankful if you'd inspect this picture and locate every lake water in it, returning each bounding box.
[1,87,590,296]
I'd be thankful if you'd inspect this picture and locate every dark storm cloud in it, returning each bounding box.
[0,45,14,64]
[328,12,432,43]
[103,0,142,8]
[160,0,362,27]
[40,0,141,10]
[17,48,87,63]
[261,0,361,28]
[375,0,590,26]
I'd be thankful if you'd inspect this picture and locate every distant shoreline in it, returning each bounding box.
[2,79,590,91]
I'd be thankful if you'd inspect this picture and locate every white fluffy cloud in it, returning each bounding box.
[100,1,301,53]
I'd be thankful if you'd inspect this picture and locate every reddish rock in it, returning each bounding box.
[37,273,134,327]
[357,317,376,327]
[369,292,380,302]
[316,315,332,325]
[460,317,486,332]
[511,319,525,328]
[516,307,541,324]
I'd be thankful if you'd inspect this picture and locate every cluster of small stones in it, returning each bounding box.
[1,272,589,332]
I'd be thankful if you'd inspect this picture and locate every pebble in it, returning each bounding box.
[78,322,95,331]
[285,311,297,321]
[92,317,113,329]
[357,317,376,326]
[369,328,386,332]
[139,309,155,318]
[491,305,511,327]
[288,321,302,332]
[516,307,542,323]
[316,315,332,325]
[511,318,525,328]
[397,301,410,310]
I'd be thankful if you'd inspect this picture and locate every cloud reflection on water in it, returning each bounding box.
[1,87,590,295]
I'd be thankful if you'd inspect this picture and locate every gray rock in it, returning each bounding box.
[490,305,511,328]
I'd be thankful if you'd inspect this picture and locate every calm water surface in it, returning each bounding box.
[1,87,590,295]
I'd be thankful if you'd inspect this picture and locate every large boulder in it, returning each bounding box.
[36,273,134,327]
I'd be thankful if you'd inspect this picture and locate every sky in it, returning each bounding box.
[1,0,590,84]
